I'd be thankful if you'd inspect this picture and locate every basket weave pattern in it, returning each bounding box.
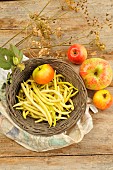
[6,58,87,136]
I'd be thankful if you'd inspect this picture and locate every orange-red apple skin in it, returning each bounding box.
[79,58,113,90]
[67,44,87,65]
[93,89,113,110]
[32,64,54,84]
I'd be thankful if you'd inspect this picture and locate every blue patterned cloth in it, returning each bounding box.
[0,59,94,152]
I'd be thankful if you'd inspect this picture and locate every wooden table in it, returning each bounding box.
[0,1,113,169]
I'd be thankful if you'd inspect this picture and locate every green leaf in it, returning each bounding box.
[10,44,23,63]
[0,47,14,70]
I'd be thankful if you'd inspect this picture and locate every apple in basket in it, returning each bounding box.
[32,64,54,84]
[93,89,113,110]
[67,44,87,64]
[79,58,113,90]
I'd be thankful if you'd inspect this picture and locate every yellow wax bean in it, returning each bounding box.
[21,83,52,126]
[14,70,78,127]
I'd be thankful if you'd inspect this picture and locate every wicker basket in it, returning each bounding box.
[6,57,87,136]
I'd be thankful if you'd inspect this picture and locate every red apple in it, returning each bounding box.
[79,58,113,90]
[67,44,87,64]
[32,64,54,84]
[93,89,113,110]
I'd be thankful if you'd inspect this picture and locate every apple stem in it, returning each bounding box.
[103,93,107,98]
[73,49,78,55]
[94,71,98,76]
[73,51,77,54]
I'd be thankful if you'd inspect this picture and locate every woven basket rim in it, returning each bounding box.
[6,57,87,136]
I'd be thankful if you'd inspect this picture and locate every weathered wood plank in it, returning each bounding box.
[0,87,113,157]
[0,1,113,167]
[0,155,113,170]
[0,30,113,57]
[0,0,113,30]
[0,0,113,52]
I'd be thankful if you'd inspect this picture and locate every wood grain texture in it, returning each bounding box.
[0,87,113,158]
[1,155,113,170]
[0,0,113,51]
[0,0,113,169]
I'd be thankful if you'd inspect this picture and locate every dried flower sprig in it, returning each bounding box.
[64,0,112,51]
[1,0,112,58]
[89,31,106,51]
